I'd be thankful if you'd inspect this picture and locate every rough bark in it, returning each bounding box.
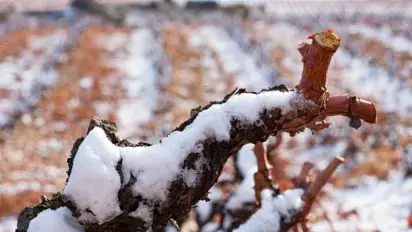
[16,85,321,232]
[16,29,377,232]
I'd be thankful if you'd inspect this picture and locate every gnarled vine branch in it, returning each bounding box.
[17,29,377,232]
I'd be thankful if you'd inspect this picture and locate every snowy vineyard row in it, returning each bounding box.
[0,6,411,232]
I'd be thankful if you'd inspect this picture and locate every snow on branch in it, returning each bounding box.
[17,29,377,232]
[235,150,345,232]
[234,189,304,232]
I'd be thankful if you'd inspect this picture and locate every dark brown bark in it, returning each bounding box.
[16,29,377,232]
[17,86,321,232]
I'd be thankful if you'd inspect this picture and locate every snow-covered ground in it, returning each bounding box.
[314,173,412,232]
[193,25,271,91]
[0,30,66,127]
[96,28,161,139]
[1,3,411,232]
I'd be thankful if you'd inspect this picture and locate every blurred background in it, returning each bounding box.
[0,0,411,231]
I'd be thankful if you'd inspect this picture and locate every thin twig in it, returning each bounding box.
[303,156,346,212]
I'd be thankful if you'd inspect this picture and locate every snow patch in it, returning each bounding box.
[63,128,122,224]
[27,207,84,232]
[234,189,304,232]
[0,216,17,232]
[197,26,271,91]
[347,25,412,53]
[0,30,66,127]
[313,173,412,232]
[196,187,223,223]
[99,28,160,139]
[225,144,257,211]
